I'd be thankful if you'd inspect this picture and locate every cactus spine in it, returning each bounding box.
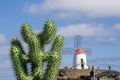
[10,19,64,80]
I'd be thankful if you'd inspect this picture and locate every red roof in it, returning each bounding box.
[75,49,84,54]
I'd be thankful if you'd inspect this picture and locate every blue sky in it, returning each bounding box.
[0,0,120,80]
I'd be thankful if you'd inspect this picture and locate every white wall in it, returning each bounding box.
[74,54,88,69]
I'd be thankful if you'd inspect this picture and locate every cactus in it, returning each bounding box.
[10,19,64,80]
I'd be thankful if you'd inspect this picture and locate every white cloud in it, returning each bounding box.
[112,23,120,31]
[0,45,10,56]
[57,23,120,45]
[57,23,115,37]
[91,37,119,44]
[0,34,6,44]
[0,58,15,80]
[0,59,11,69]
[25,0,120,18]
[98,37,118,42]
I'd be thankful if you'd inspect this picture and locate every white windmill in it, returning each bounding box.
[62,35,92,70]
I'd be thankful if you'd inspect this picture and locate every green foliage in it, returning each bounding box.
[10,19,64,80]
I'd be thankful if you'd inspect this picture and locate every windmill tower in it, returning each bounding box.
[73,35,88,69]
[62,35,91,70]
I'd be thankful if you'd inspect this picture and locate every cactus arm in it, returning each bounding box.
[21,54,30,63]
[21,24,41,63]
[38,19,56,47]
[21,24,43,79]
[44,35,64,80]
[10,38,33,80]
[50,35,64,52]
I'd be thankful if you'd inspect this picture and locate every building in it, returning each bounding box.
[73,49,88,69]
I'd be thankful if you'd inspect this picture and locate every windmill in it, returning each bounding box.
[62,35,92,69]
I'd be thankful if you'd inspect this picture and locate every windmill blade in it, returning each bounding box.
[61,48,74,55]
[83,48,92,55]
[74,35,82,49]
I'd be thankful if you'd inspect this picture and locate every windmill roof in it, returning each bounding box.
[75,49,84,54]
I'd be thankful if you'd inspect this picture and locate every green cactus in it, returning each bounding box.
[10,19,64,80]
